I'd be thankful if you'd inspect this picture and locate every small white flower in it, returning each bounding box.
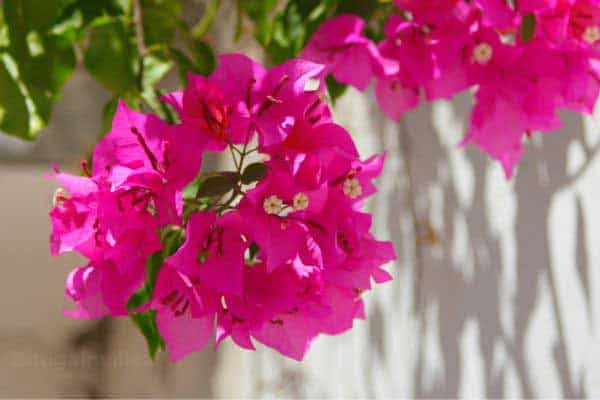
[343,178,362,199]
[52,188,67,207]
[263,195,283,215]
[292,192,309,211]
[304,78,320,92]
[473,43,493,65]
[583,25,600,44]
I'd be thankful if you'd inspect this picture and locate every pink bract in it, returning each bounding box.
[305,1,600,177]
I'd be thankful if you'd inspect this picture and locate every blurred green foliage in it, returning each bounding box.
[0,0,395,141]
[0,0,218,140]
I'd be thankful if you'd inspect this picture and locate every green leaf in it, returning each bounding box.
[188,40,216,76]
[127,228,183,312]
[141,0,181,46]
[195,173,238,198]
[326,74,347,105]
[183,175,202,200]
[0,0,77,139]
[241,162,268,184]
[4,0,64,31]
[84,17,137,95]
[127,227,184,360]
[56,0,128,28]
[253,0,338,64]
[246,241,260,265]
[0,58,30,137]
[127,252,164,311]
[520,13,537,43]
[130,310,164,360]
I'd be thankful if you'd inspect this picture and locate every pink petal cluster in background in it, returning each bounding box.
[50,54,396,361]
[301,2,600,177]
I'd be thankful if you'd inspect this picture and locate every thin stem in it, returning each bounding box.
[229,144,240,170]
[214,125,257,215]
[237,124,255,171]
[132,0,147,93]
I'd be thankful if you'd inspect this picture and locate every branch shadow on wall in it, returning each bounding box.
[380,95,593,398]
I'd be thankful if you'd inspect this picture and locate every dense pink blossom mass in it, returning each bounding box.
[50,54,395,361]
[302,1,600,177]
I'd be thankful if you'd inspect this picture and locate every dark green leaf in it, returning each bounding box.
[196,173,238,198]
[4,0,64,31]
[0,59,30,137]
[188,40,216,76]
[252,0,338,64]
[241,162,268,184]
[520,13,537,43]
[84,17,137,95]
[56,0,128,29]
[1,0,77,139]
[127,226,184,359]
[326,74,347,105]
[183,175,202,199]
[335,0,380,20]
[127,251,165,311]
[127,228,183,312]
[246,241,260,265]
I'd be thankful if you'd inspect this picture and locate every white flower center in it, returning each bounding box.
[473,43,493,65]
[292,192,309,211]
[263,195,283,215]
[583,26,600,44]
[343,178,362,199]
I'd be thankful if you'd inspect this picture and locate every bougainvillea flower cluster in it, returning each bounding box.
[302,2,600,177]
[49,54,395,361]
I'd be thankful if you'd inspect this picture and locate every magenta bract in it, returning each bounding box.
[50,53,396,361]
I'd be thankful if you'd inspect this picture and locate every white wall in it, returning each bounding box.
[213,89,600,398]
